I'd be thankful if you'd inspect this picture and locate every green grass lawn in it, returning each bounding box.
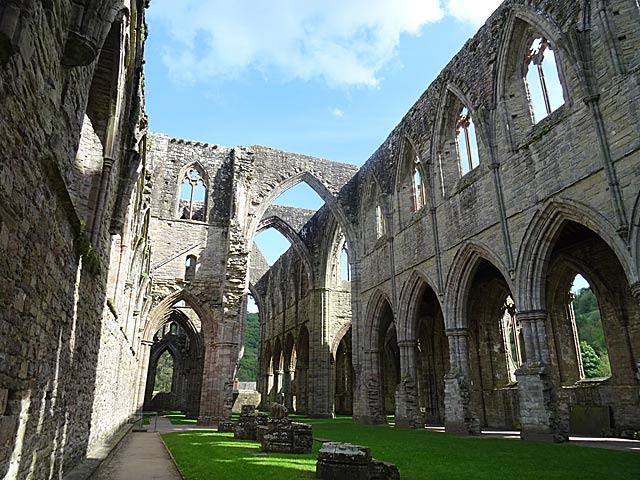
[163,416,640,480]
[161,411,198,425]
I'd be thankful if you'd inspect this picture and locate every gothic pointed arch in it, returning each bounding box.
[175,161,209,221]
[366,290,395,351]
[397,270,443,343]
[515,200,636,312]
[444,242,514,331]
[247,170,355,252]
[395,135,429,229]
[494,6,575,148]
[433,83,486,194]
[144,289,212,342]
[256,214,314,289]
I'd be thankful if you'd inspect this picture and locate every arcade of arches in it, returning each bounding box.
[1,0,639,478]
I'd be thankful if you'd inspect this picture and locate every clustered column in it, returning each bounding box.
[443,328,480,434]
[395,340,421,428]
[515,309,564,442]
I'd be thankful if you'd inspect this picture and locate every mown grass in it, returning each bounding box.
[163,416,640,480]
[161,411,198,425]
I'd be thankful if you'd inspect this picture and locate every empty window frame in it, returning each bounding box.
[340,244,351,281]
[375,205,385,239]
[412,159,426,211]
[525,37,564,123]
[179,165,207,221]
[456,107,480,175]
[185,255,197,281]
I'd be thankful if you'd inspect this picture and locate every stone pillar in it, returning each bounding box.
[135,340,153,412]
[266,372,274,406]
[354,349,386,424]
[444,329,480,435]
[631,283,640,382]
[283,368,294,411]
[395,340,421,428]
[296,365,308,414]
[515,310,566,442]
[185,353,202,418]
[198,340,236,424]
[307,289,334,418]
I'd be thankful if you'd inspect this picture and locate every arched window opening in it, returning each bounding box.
[254,228,292,266]
[153,350,174,394]
[179,165,207,221]
[501,296,524,383]
[273,181,325,210]
[375,205,385,239]
[412,159,426,211]
[570,274,610,379]
[525,37,564,123]
[340,243,350,281]
[456,107,479,175]
[184,255,197,281]
[170,322,178,334]
[238,293,259,382]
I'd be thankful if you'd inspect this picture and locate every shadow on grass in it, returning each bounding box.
[164,416,640,480]
[160,411,198,425]
[163,431,317,480]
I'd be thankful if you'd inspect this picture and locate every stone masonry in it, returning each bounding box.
[0,0,639,478]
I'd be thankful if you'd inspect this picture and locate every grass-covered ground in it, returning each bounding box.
[161,411,198,425]
[162,416,640,480]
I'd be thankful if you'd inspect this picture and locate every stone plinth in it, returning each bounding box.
[259,418,313,454]
[234,405,258,440]
[218,421,236,433]
[316,442,400,479]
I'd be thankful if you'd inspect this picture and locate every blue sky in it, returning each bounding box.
[145,1,505,166]
[145,1,566,308]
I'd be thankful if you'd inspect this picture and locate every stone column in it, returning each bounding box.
[355,349,386,424]
[515,310,566,442]
[395,340,421,428]
[296,365,308,414]
[307,289,333,417]
[444,329,480,435]
[283,368,294,411]
[135,340,153,412]
[198,340,236,425]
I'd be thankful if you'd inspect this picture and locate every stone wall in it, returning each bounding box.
[254,0,640,438]
[0,0,151,477]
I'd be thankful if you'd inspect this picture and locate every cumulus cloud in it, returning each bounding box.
[330,107,344,118]
[445,0,503,26]
[148,0,444,87]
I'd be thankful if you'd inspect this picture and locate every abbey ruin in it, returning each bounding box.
[1,0,639,477]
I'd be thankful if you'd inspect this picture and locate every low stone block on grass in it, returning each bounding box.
[316,442,399,479]
[260,419,313,454]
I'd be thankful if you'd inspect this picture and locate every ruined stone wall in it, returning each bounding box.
[0,0,151,477]
[336,0,640,436]
[255,205,353,415]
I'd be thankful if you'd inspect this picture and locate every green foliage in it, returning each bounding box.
[163,416,640,480]
[154,351,174,392]
[237,313,259,382]
[574,287,610,378]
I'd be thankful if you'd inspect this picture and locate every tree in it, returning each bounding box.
[154,350,174,392]
[237,313,259,381]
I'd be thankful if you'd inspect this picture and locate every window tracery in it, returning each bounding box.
[456,107,479,175]
[179,165,207,221]
[525,37,564,122]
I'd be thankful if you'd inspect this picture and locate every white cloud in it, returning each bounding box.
[445,0,503,26]
[330,107,344,118]
[148,0,443,87]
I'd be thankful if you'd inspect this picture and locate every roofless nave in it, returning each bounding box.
[1,0,640,477]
